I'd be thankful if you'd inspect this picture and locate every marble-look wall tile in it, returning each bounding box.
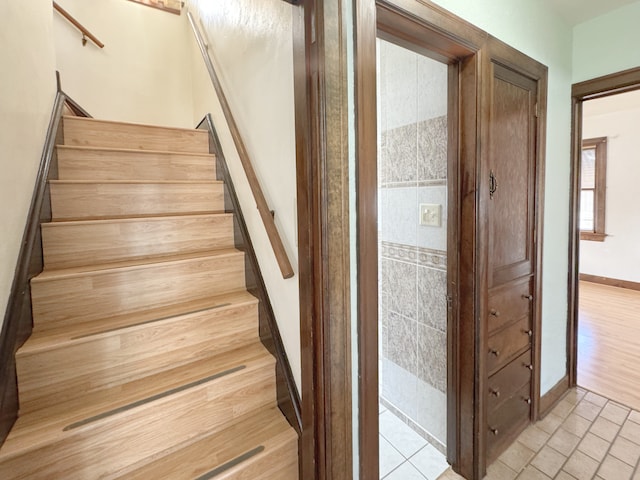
[418,324,447,393]
[418,116,448,182]
[382,358,418,420]
[418,266,447,332]
[385,123,418,184]
[384,258,417,320]
[387,311,417,375]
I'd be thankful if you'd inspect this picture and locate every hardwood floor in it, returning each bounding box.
[578,280,640,411]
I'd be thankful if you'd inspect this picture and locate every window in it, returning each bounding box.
[580,137,607,241]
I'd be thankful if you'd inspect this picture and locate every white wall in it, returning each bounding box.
[430,0,574,394]
[580,91,640,282]
[573,1,640,83]
[53,0,194,128]
[0,1,57,328]
[187,0,301,390]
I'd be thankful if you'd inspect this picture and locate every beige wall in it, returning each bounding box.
[53,0,195,128]
[187,0,301,389]
[0,1,57,328]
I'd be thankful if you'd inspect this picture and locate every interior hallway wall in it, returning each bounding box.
[187,0,301,390]
[0,0,57,329]
[53,0,195,128]
[378,39,448,450]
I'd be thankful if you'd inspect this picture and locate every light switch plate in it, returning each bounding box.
[419,203,442,227]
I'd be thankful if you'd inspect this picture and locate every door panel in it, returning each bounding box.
[488,63,537,289]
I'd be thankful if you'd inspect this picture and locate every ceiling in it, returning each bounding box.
[542,0,639,25]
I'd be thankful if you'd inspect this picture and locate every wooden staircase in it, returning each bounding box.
[0,116,299,479]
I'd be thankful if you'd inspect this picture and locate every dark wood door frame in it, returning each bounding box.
[567,67,640,388]
[295,0,548,478]
[356,1,489,478]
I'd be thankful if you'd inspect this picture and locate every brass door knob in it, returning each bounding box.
[490,427,499,436]
[490,388,500,397]
[489,349,500,357]
[522,294,533,300]
[490,309,500,317]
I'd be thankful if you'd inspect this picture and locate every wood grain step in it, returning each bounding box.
[62,116,210,153]
[121,406,298,479]
[49,180,224,220]
[0,343,276,479]
[56,145,216,181]
[30,249,246,331]
[17,291,258,413]
[41,213,234,269]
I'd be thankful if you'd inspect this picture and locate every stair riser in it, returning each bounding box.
[17,303,258,412]
[31,253,246,330]
[0,365,276,480]
[42,214,234,269]
[50,182,224,219]
[62,117,210,153]
[57,147,216,181]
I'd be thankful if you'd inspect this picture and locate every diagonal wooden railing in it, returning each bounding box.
[53,1,104,48]
[187,11,294,280]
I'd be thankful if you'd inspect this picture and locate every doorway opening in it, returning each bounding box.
[376,37,450,479]
[573,88,640,411]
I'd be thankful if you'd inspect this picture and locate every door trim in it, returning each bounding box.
[567,67,640,388]
[355,1,487,478]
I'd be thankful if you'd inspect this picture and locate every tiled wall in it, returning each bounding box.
[378,39,449,452]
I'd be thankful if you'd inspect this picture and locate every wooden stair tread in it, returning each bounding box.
[49,179,222,185]
[18,291,257,355]
[33,248,241,281]
[57,144,217,158]
[2,342,274,458]
[41,212,232,228]
[48,210,225,222]
[61,115,209,135]
[122,406,297,479]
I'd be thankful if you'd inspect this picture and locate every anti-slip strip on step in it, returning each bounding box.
[195,446,265,480]
[70,303,232,340]
[62,365,246,431]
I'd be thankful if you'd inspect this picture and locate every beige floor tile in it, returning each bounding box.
[585,392,609,407]
[620,419,640,444]
[600,402,630,425]
[485,460,518,480]
[437,468,465,480]
[517,425,551,452]
[591,416,622,442]
[563,389,585,406]
[597,454,634,480]
[562,413,593,437]
[548,428,581,456]
[563,449,600,479]
[628,410,640,424]
[552,399,576,419]
[610,435,640,466]
[633,466,640,480]
[556,472,578,480]
[536,413,563,436]
[578,432,612,462]
[575,400,604,422]
[515,466,551,480]
[530,445,566,478]
[499,441,536,473]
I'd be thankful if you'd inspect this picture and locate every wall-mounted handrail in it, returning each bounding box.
[187,11,295,280]
[53,1,104,48]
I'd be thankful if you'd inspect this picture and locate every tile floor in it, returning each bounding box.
[438,387,640,480]
[379,403,449,479]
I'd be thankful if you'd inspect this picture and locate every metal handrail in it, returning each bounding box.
[187,11,295,280]
[53,2,104,48]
